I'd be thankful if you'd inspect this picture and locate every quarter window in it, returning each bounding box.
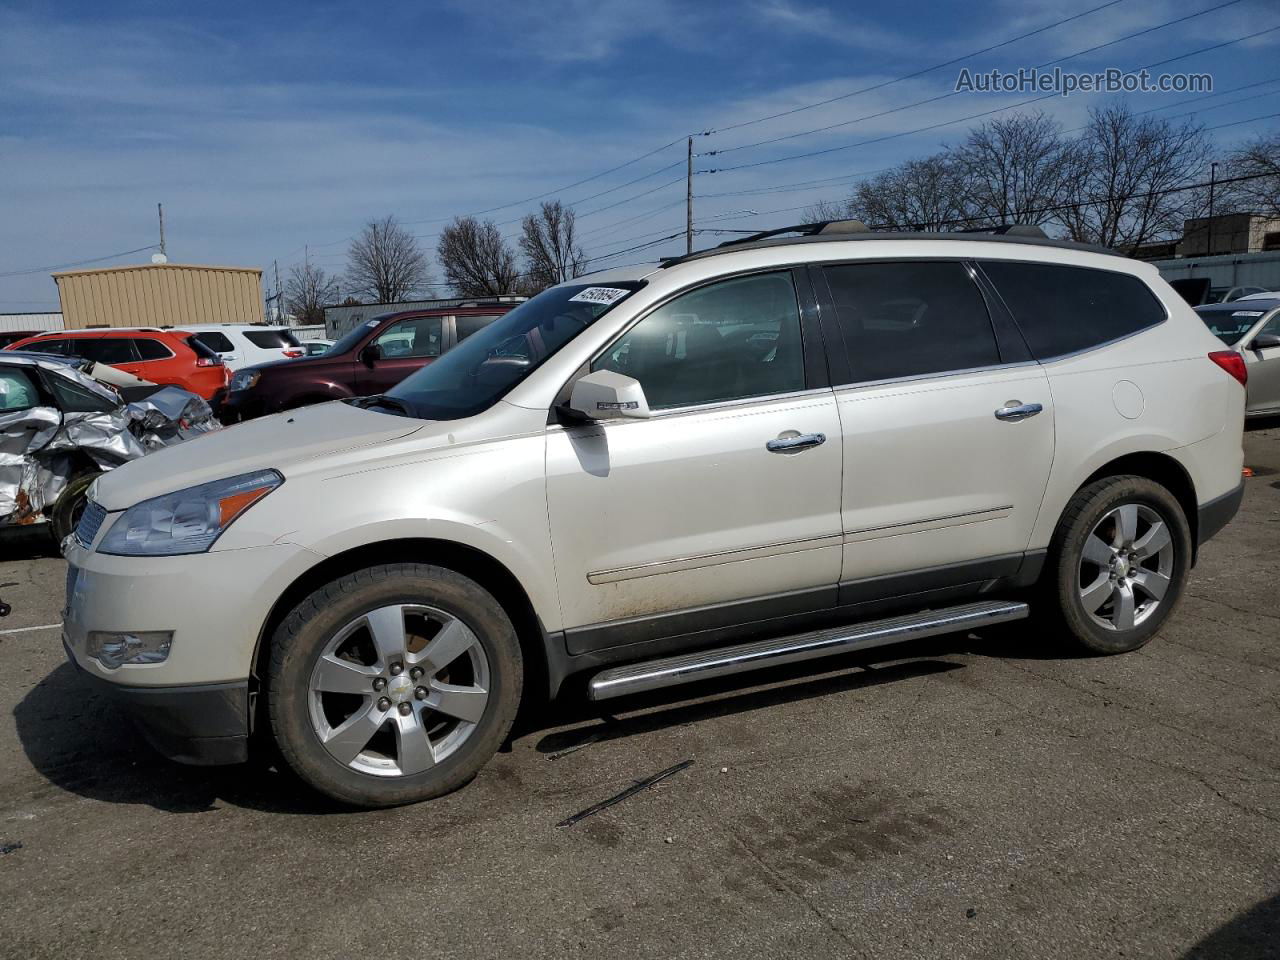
[592,271,806,410]
[191,331,235,353]
[374,317,442,358]
[981,261,1166,360]
[822,261,1000,384]
[133,338,173,361]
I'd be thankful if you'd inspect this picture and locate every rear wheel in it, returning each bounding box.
[1044,475,1191,654]
[267,563,522,807]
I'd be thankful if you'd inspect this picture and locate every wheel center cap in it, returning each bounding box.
[1114,557,1131,577]
[387,674,414,703]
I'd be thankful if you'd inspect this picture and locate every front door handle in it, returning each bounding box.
[994,401,1043,422]
[767,432,826,452]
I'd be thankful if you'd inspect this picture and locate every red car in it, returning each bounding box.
[6,328,231,400]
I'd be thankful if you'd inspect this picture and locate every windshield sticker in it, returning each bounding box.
[568,287,631,306]
[1231,311,1265,318]
[366,319,380,327]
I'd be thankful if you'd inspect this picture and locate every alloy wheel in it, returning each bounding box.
[1077,503,1175,632]
[307,604,490,777]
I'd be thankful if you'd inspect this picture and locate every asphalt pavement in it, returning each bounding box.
[0,424,1277,959]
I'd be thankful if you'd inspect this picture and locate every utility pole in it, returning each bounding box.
[686,136,693,256]
[273,259,281,322]
[157,202,167,258]
[1206,162,1218,257]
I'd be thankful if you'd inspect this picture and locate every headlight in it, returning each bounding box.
[97,469,283,557]
[230,370,261,392]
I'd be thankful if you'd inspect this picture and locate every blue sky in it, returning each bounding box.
[1,0,1277,310]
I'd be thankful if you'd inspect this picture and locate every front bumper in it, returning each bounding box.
[215,390,266,423]
[64,640,249,764]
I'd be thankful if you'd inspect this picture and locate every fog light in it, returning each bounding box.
[86,631,173,669]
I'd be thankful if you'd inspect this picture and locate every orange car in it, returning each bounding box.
[5,328,231,400]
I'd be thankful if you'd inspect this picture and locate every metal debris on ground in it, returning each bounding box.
[556,759,694,828]
[1,841,22,855]
[546,730,603,761]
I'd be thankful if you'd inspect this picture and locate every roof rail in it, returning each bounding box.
[713,219,871,249]
[956,224,1049,238]
[660,220,1117,268]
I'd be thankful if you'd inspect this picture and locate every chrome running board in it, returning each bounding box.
[587,599,1028,701]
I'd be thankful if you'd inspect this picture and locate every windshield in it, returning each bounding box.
[385,282,643,420]
[1197,308,1268,345]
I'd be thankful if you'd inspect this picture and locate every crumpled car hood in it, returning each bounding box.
[93,400,424,510]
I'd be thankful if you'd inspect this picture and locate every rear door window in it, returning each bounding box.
[821,261,1000,384]
[244,329,301,349]
[981,261,1166,360]
[75,338,140,365]
[455,314,502,343]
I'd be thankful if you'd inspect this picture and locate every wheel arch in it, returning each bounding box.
[250,537,556,733]
[1080,451,1199,555]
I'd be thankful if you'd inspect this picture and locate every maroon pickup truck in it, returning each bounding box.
[219,302,518,421]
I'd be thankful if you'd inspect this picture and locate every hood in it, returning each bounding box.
[94,400,423,510]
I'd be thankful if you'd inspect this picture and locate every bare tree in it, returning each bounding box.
[520,201,587,293]
[437,217,521,297]
[345,215,432,303]
[801,198,855,223]
[952,112,1078,227]
[1058,105,1211,254]
[847,154,971,230]
[285,261,339,325]
[1225,133,1280,217]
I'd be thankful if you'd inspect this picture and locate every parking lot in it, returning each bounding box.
[0,423,1274,959]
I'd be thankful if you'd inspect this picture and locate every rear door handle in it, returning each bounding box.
[767,432,826,452]
[994,402,1043,422]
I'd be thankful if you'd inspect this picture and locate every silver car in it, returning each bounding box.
[1196,298,1280,417]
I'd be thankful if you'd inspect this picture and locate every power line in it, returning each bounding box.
[0,243,161,280]
[708,0,1130,136]
[705,0,1251,160]
[702,24,1280,175]
[1204,110,1280,131]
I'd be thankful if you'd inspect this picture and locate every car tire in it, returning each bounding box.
[50,471,101,544]
[1043,475,1192,655]
[267,563,523,808]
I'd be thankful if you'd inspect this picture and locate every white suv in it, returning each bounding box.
[61,223,1246,807]
[177,325,304,369]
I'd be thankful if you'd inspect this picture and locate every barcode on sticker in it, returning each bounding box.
[568,287,630,306]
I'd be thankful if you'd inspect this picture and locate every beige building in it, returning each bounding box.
[53,262,263,330]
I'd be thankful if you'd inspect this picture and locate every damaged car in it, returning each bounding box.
[0,352,219,541]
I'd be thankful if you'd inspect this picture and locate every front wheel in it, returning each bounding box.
[50,472,101,543]
[267,563,523,807]
[1044,475,1192,655]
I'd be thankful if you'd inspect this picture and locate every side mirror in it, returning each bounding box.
[567,370,651,421]
[359,343,382,365]
[1248,333,1280,351]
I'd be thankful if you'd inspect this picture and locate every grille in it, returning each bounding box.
[74,500,107,548]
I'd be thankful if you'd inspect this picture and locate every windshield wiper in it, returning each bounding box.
[347,394,413,416]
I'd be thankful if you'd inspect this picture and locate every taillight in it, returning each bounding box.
[1208,350,1247,387]
[283,348,304,358]
[195,357,221,367]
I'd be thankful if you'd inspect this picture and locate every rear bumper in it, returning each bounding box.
[64,640,249,765]
[1198,480,1244,549]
